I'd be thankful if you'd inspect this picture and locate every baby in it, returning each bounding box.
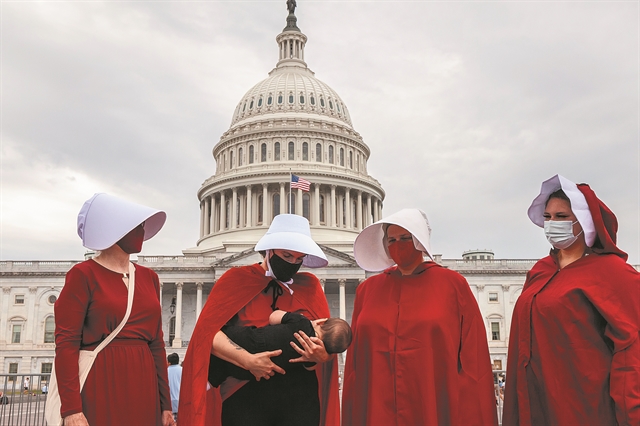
[208,310,352,387]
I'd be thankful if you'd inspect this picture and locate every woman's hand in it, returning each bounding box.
[289,330,332,364]
[161,410,176,426]
[244,350,286,381]
[63,412,89,426]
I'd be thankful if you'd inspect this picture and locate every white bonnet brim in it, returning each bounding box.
[77,193,167,251]
[354,208,432,272]
[255,214,328,268]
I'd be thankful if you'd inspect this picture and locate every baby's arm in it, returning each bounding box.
[269,310,288,325]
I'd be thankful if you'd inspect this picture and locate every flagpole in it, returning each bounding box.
[289,169,292,214]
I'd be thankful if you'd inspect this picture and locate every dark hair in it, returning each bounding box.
[321,318,353,354]
[546,189,571,207]
[167,353,180,365]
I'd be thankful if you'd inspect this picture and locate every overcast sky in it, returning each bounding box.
[2,0,638,264]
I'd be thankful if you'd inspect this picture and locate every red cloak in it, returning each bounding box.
[178,263,340,426]
[342,262,498,426]
[502,184,640,426]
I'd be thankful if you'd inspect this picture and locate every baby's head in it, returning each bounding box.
[315,318,353,354]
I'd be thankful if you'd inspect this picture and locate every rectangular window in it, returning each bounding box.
[12,325,22,343]
[493,360,502,370]
[491,322,500,341]
[8,363,18,381]
[14,295,24,305]
[488,292,498,302]
[41,363,52,374]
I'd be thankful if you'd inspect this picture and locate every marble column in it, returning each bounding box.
[338,193,344,228]
[314,184,320,225]
[231,188,238,229]
[246,185,253,227]
[330,185,337,227]
[366,194,372,227]
[173,283,183,348]
[203,197,210,235]
[373,198,379,222]
[357,191,363,230]
[338,279,346,321]
[196,282,203,320]
[159,282,163,310]
[280,183,286,215]
[297,188,303,216]
[199,201,204,238]
[345,190,351,229]
[0,288,9,344]
[211,196,217,233]
[220,191,226,231]
[26,287,36,343]
[262,183,268,224]
[320,279,326,292]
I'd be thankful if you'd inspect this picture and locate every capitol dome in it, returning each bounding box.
[186,4,385,256]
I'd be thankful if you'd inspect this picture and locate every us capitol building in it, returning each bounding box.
[0,4,604,380]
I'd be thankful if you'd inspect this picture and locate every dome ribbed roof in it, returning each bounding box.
[230,67,353,128]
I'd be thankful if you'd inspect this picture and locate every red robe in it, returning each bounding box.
[178,263,340,426]
[342,262,498,426]
[55,260,171,425]
[503,183,640,426]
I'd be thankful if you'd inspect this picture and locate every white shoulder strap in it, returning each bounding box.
[94,262,136,353]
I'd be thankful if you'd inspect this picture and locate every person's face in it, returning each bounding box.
[543,198,583,236]
[272,249,306,264]
[386,225,413,245]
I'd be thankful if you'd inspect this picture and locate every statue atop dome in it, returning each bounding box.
[284,0,300,32]
[287,0,296,15]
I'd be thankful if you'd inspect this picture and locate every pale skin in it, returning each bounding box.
[64,243,175,426]
[210,249,331,381]
[386,224,425,275]
[543,197,588,269]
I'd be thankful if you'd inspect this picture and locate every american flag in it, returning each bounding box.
[291,174,311,191]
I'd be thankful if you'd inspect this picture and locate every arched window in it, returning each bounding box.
[267,95,273,105]
[356,153,359,171]
[261,143,267,162]
[329,146,334,164]
[273,193,280,217]
[249,145,254,164]
[258,97,263,107]
[303,193,310,220]
[340,148,344,166]
[300,93,305,104]
[225,200,230,229]
[302,142,308,161]
[349,151,353,169]
[288,142,295,160]
[238,147,243,166]
[249,100,254,110]
[230,150,235,168]
[289,193,296,214]
[320,97,325,107]
[258,194,263,224]
[316,143,322,162]
[277,94,283,104]
[319,195,325,223]
[274,142,281,161]
[310,95,315,105]
[44,316,55,343]
[288,93,294,104]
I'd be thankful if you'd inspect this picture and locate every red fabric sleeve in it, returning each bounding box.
[54,265,90,418]
[146,269,172,413]
[341,280,364,425]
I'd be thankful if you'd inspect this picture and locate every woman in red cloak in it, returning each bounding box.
[503,175,639,426]
[54,193,174,426]
[178,214,340,426]
[342,208,498,426]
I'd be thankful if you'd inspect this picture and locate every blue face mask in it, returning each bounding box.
[544,220,582,250]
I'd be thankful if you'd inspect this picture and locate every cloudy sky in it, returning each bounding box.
[2,0,638,264]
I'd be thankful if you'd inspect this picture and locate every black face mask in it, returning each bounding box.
[269,252,302,282]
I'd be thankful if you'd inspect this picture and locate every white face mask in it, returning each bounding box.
[544,220,582,249]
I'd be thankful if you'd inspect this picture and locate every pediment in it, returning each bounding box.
[212,245,357,268]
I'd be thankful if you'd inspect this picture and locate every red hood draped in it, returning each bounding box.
[577,183,627,260]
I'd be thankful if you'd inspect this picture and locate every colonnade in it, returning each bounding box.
[199,182,383,239]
